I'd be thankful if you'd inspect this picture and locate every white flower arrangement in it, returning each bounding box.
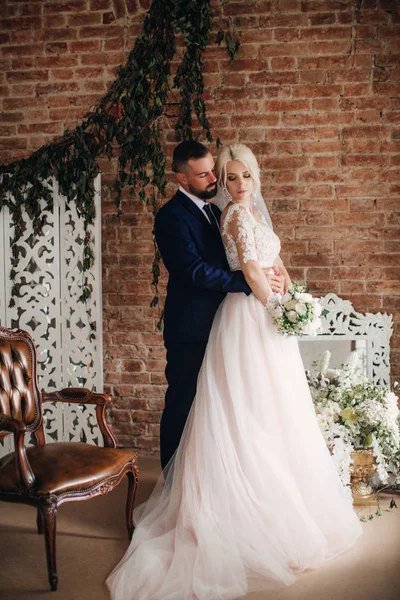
[269,282,322,336]
[308,350,400,489]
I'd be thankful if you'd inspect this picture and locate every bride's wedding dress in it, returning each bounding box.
[107,203,362,600]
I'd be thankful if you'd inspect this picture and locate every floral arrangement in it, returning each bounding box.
[308,350,400,489]
[269,282,322,336]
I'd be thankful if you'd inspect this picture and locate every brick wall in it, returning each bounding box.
[1,0,399,453]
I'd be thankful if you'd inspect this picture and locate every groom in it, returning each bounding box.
[154,140,283,468]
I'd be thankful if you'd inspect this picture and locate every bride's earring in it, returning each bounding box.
[252,192,256,212]
[223,186,232,201]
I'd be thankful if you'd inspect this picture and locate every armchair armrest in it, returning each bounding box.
[42,388,117,449]
[0,414,35,491]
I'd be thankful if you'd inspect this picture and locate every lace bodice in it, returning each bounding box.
[221,203,281,271]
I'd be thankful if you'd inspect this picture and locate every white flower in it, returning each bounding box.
[310,350,400,487]
[281,292,291,304]
[326,368,339,380]
[286,310,298,323]
[361,399,386,426]
[318,350,331,376]
[284,299,298,311]
[298,292,313,303]
[295,302,307,315]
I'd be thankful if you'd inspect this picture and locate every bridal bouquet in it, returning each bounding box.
[268,282,322,336]
[308,350,400,488]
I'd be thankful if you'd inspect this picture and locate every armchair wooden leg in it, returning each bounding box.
[126,469,138,540]
[41,499,58,591]
[37,508,44,534]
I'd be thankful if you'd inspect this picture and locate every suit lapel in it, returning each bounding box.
[176,190,209,224]
[176,190,221,231]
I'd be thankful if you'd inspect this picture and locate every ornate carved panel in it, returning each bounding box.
[300,293,393,388]
[0,176,103,457]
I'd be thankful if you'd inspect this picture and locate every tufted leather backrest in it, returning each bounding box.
[0,326,42,440]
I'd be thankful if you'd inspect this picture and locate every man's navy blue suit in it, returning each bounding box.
[155,189,250,468]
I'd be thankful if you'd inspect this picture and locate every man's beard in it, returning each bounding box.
[188,182,217,200]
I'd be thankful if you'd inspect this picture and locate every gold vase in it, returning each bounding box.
[351,449,378,505]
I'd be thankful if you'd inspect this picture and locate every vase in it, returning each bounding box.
[351,449,378,505]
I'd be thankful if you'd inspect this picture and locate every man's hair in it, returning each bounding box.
[172,140,210,173]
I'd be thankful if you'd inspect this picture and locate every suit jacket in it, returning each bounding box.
[155,190,251,343]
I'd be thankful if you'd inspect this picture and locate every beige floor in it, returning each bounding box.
[1,456,399,600]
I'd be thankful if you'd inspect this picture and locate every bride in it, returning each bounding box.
[106,143,362,600]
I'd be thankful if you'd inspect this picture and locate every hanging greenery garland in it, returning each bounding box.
[0,0,239,332]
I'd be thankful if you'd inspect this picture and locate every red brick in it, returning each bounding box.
[276,142,301,155]
[11,57,36,69]
[231,114,279,127]
[258,42,309,57]
[260,14,308,28]
[299,70,326,84]
[367,281,400,293]
[250,71,298,85]
[298,56,347,69]
[68,13,102,27]
[312,156,337,168]
[340,281,367,294]
[300,170,344,183]
[44,1,87,13]
[90,0,112,9]
[18,122,61,135]
[301,0,349,11]
[308,13,336,26]
[268,126,338,140]
[233,100,261,114]
[0,111,24,123]
[44,15,66,28]
[43,28,78,41]
[0,137,28,149]
[331,267,383,280]
[292,84,342,98]
[301,141,342,154]
[37,56,79,68]
[301,199,349,211]
[270,57,297,70]
[224,1,272,16]
[330,69,372,83]
[341,154,386,167]
[69,40,102,53]
[274,28,299,43]
[283,112,353,126]
[300,26,351,41]
[35,81,80,95]
[0,16,42,30]
[79,25,124,38]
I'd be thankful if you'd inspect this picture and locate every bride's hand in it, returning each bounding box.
[262,267,285,295]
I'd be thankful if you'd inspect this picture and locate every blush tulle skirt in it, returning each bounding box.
[106,293,362,600]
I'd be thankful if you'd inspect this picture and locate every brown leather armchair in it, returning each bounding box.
[0,325,139,591]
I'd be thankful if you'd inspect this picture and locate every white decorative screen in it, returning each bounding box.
[0,175,103,456]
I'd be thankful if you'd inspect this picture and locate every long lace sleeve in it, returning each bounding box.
[221,203,274,306]
[222,204,258,267]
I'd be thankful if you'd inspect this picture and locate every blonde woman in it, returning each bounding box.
[107,144,362,600]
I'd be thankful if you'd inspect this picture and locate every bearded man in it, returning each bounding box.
[154,140,284,468]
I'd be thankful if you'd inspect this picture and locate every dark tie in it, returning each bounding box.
[203,204,220,232]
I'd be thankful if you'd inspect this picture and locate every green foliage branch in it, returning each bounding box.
[0,0,240,333]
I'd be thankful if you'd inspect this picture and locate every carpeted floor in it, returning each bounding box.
[1,456,399,600]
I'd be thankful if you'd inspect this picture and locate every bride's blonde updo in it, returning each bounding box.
[214,143,261,192]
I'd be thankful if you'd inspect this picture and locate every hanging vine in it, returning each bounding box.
[0,0,239,331]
